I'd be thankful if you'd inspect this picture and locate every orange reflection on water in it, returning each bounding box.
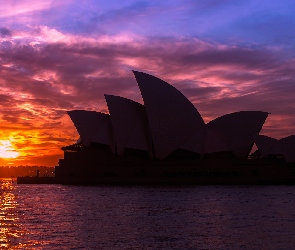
[0,179,23,249]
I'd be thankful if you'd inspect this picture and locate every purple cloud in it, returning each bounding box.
[0,23,294,165]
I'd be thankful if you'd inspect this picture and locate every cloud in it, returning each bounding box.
[0,1,70,23]
[0,27,12,37]
[0,26,295,165]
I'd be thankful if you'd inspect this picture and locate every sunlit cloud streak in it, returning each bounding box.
[1,29,294,121]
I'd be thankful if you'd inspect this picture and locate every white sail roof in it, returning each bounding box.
[133,71,205,159]
[105,94,151,156]
[270,135,295,162]
[67,110,114,151]
[252,135,277,157]
[207,111,268,158]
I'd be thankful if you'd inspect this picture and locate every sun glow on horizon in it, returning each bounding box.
[0,140,20,159]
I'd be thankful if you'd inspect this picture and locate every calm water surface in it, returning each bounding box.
[1,178,295,249]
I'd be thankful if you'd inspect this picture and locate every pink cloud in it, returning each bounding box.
[0,26,295,165]
[0,1,70,22]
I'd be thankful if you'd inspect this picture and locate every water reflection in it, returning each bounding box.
[0,181,294,249]
[0,179,22,249]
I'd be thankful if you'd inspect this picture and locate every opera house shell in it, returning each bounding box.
[54,71,295,185]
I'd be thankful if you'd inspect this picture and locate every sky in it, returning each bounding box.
[0,0,295,166]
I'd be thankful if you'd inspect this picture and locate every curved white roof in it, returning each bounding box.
[252,135,277,157]
[270,135,295,162]
[67,110,114,151]
[207,111,268,158]
[133,71,205,158]
[105,94,151,156]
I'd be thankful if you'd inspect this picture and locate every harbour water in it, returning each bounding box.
[1,178,295,249]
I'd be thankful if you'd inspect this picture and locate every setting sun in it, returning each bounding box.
[0,140,20,159]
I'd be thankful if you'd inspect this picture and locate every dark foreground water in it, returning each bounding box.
[1,179,295,250]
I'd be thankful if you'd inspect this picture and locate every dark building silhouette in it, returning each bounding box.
[51,71,295,184]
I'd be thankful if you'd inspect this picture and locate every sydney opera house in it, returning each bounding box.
[54,71,295,185]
